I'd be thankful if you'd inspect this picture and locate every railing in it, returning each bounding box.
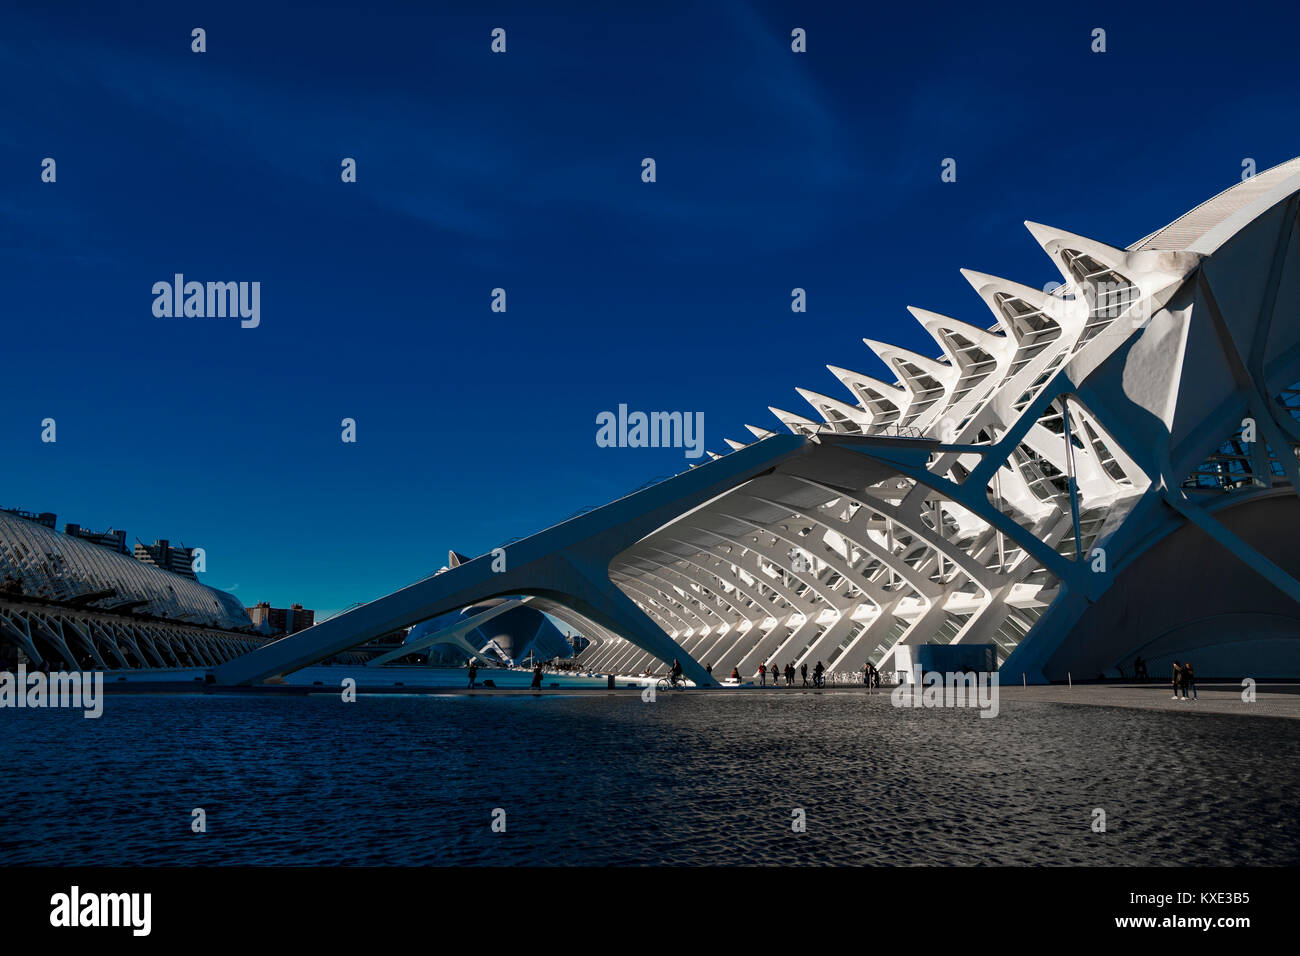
[629,475,675,493]
[812,422,928,439]
[318,602,364,623]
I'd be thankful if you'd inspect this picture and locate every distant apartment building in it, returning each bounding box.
[134,539,198,581]
[2,508,56,529]
[63,523,129,554]
[247,602,315,636]
[4,508,204,582]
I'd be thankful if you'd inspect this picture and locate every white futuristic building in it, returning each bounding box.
[215,159,1300,686]
[371,595,575,668]
[0,510,262,669]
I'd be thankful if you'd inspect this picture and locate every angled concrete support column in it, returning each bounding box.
[366,599,526,667]
[213,436,809,686]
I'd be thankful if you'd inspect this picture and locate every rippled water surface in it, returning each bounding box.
[3,691,1297,865]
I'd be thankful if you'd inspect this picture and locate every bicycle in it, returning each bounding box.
[656,674,687,691]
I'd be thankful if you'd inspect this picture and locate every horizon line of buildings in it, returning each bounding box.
[3,505,318,637]
[245,601,316,636]
[3,506,201,581]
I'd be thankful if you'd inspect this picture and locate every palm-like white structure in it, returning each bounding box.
[216,159,1300,686]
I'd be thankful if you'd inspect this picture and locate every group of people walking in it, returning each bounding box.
[755,660,824,687]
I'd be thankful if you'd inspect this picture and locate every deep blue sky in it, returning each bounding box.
[2,0,1297,615]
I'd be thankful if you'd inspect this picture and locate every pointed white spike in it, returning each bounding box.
[769,406,819,436]
[907,306,1014,366]
[862,337,958,386]
[907,307,1007,342]
[1023,220,1137,294]
[960,269,1062,316]
[826,365,910,404]
[724,438,749,451]
[824,366,909,432]
[1024,219,1198,297]
[795,387,873,430]
[745,424,777,440]
[960,268,1086,336]
[907,307,966,366]
[1024,220,1128,272]
[960,267,1018,340]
